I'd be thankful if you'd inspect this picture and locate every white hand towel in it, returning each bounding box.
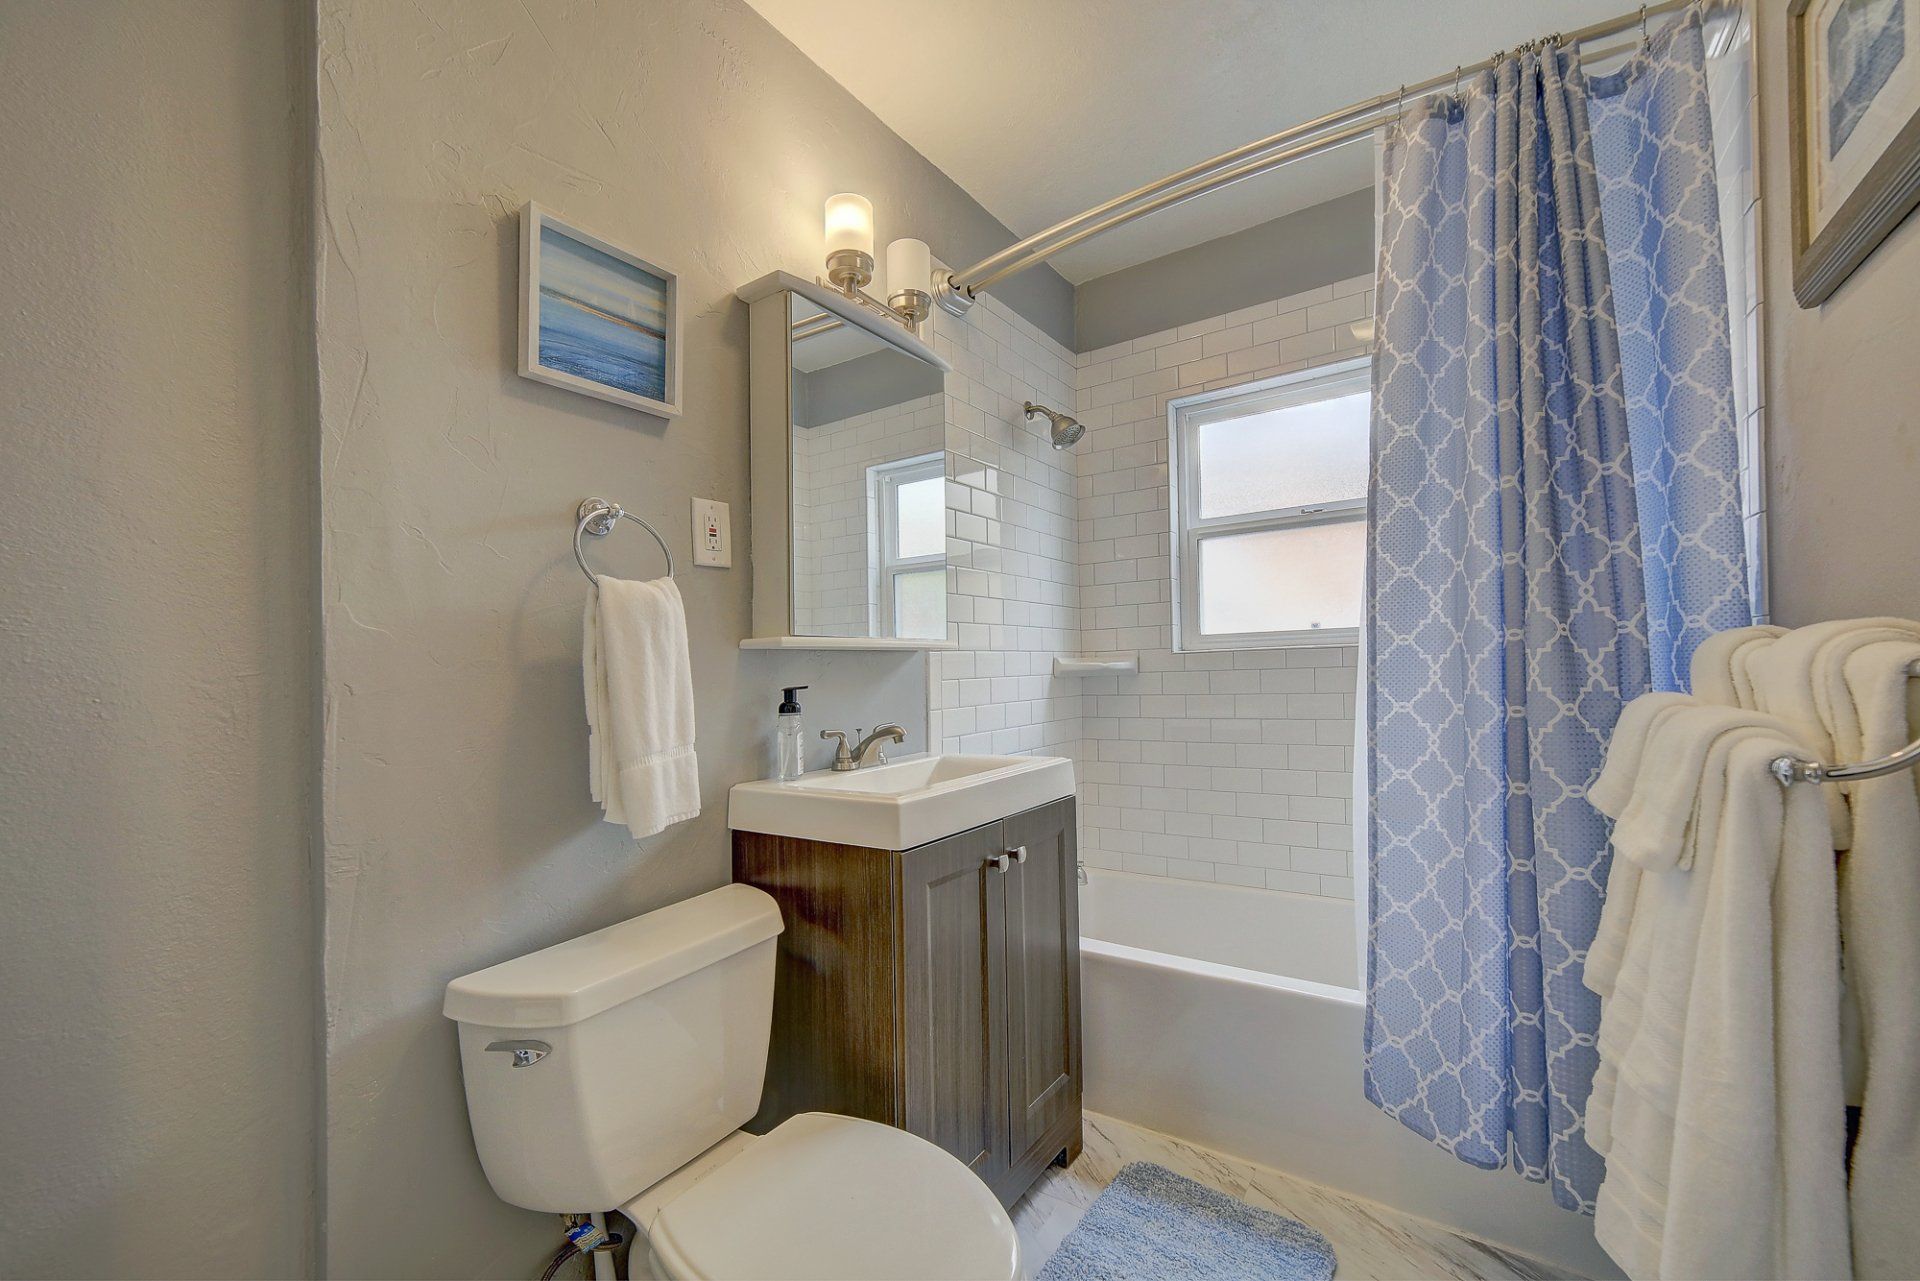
[583,576,699,840]
[1611,703,1795,872]
[1840,640,1920,1280]
[1587,693,1695,1008]
[1689,624,1787,705]
[1590,693,1697,820]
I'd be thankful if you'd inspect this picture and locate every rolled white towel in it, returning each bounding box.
[1690,624,1786,705]
[1747,618,1920,850]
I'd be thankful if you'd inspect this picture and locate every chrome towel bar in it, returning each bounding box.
[1771,659,1920,786]
[573,497,675,584]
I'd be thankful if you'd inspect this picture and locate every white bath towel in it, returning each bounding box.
[1689,624,1786,705]
[1587,702,1805,1159]
[583,576,699,840]
[1839,640,1920,1280]
[1589,731,1849,1281]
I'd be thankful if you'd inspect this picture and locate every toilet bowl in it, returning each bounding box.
[444,884,1019,1281]
[620,1113,1018,1281]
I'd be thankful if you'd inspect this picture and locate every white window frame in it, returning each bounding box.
[868,451,945,639]
[1169,356,1371,652]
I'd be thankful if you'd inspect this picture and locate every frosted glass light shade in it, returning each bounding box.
[886,238,930,297]
[824,193,874,258]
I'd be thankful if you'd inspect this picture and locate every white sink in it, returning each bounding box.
[729,753,1076,851]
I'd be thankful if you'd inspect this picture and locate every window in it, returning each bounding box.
[869,452,946,640]
[1170,358,1370,651]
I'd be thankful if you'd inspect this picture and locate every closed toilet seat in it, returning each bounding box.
[638,1112,1021,1281]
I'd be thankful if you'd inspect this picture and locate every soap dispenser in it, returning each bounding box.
[775,686,808,782]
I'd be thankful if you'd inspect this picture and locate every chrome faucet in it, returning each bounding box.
[821,723,906,771]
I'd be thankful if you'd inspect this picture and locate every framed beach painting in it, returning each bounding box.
[1789,0,1920,305]
[519,202,682,417]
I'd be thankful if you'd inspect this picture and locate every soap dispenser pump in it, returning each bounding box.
[775,686,808,782]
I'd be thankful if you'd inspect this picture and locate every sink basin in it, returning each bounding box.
[729,754,1076,851]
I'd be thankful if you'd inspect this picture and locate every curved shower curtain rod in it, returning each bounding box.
[934,0,1727,316]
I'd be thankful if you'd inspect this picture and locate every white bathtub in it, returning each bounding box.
[1079,869,1616,1278]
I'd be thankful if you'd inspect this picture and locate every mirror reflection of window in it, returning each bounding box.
[870,453,947,641]
[787,293,946,640]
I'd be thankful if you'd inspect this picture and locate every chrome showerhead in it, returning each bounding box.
[1024,401,1085,451]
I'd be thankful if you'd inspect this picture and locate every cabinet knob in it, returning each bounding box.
[1008,845,1028,863]
[988,853,1012,873]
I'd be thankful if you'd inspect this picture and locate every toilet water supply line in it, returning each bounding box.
[539,1214,619,1281]
[587,1212,616,1281]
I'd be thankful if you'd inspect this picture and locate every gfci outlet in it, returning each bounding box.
[691,497,731,568]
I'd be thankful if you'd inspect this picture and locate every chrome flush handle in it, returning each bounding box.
[484,1038,552,1068]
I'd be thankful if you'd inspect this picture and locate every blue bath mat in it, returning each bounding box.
[1038,1161,1336,1281]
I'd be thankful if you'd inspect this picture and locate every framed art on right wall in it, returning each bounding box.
[1789,0,1920,306]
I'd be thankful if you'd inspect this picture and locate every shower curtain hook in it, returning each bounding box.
[1452,65,1463,100]
[1639,5,1651,46]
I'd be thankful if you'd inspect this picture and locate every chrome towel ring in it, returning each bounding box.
[574,497,675,584]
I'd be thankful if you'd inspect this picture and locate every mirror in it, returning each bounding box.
[739,272,951,649]
[787,293,946,640]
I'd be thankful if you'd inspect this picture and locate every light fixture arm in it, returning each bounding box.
[817,273,929,337]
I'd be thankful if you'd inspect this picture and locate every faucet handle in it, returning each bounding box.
[820,729,854,771]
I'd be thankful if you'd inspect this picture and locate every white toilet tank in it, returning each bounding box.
[443,883,784,1213]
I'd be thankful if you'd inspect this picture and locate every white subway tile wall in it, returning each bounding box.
[791,394,943,636]
[1071,275,1374,899]
[929,292,1084,765]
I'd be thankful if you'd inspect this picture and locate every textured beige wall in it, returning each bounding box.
[312,1,1064,1275]
[0,2,319,1277]
[1757,0,1920,622]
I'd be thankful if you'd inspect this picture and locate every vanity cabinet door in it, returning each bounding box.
[898,821,1011,1192]
[999,798,1083,1189]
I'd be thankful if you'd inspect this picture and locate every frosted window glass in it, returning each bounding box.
[894,473,945,559]
[1196,391,1369,519]
[892,568,946,640]
[1198,521,1364,635]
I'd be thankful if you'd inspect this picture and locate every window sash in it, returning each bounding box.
[1170,357,1370,652]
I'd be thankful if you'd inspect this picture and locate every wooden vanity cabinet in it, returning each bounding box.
[732,796,1082,1208]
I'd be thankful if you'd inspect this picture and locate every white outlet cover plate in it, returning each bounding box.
[691,497,731,568]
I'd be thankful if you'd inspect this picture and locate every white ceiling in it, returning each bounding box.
[749,0,1632,283]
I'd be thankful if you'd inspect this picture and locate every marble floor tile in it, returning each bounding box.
[1012,1112,1580,1281]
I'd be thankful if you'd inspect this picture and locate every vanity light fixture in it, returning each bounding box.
[885,238,932,328]
[823,193,875,292]
[820,192,933,337]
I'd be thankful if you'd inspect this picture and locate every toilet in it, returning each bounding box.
[443,883,1021,1281]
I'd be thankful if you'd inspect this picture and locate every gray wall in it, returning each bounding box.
[795,348,945,428]
[0,2,319,1277]
[1757,0,1920,621]
[312,1,1054,1275]
[1073,188,1377,351]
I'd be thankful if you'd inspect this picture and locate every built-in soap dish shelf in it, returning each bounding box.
[1052,655,1138,677]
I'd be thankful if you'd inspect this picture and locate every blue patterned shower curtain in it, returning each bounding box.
[1362,12,1749,1213]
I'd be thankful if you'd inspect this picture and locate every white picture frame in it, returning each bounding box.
[518,202,682,418]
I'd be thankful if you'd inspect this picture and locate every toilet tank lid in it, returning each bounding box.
[443,884,783,1030]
